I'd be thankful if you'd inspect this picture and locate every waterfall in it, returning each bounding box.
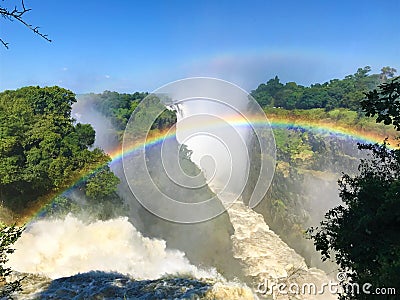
[171,78,338,299]
[6,79,339,299]
[7,216,212,280]
[7,216,256,299]
[220,195,337,299]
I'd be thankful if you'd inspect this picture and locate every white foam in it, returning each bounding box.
[8,216,215,280]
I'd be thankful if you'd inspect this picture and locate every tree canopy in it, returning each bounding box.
[86,91,177,139]
[85,166,120,199]
[0,86,112,211]
[251,67,396,111]
[361,76,400,130]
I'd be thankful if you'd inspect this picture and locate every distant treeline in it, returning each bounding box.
[251,66,397,110]
[86,67,398,126]
[86,91,177,136]
[88,91,148,130]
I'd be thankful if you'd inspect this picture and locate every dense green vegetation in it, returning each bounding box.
[0,87,126,297]
[88,91,177,138]
[0,86,119,215]
[251,66,396,110]
[266,106,397,134]
[310,143,400,299]
[89,91,148,131]
[308,77,400,299]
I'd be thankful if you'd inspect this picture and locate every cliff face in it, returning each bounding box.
[242,119,375,272]
[111,134,244,280]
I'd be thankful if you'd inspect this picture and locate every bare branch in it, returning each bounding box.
[0,38,9,49]
[0,0,51,48]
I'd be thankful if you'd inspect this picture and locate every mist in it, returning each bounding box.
[8,216,214,280]
[71,94,245,280]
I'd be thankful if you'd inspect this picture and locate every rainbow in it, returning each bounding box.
[107,114,398,166]
[269,116,398,148]
[22,114,398,225]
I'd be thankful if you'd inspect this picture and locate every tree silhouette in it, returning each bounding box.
[362,76,400,130]
[380,66,397,81]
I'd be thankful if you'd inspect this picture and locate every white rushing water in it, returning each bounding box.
[7,216,256,299]
[174,99,251,197]
[175,96,338,299]
[8,216,214,280]
[221,196,337,300]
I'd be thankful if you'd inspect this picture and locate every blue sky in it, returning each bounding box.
[0,0,399,93]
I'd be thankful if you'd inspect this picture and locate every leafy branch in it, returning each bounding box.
[0,223,25,298]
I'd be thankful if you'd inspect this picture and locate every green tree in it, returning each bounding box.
[308,78,400,299]
[354,66,371,80]
[251,76,284,107]
[85,166,120,199]
[361,76,400,130]
[308,143,400,299]
[90,91,148,131]
[0,86,111,212]
[380,67,397,81]
[0,224,24,298]
[41,196,80,219]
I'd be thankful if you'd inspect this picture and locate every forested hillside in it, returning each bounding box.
[87,91,177,138]
[251,66,395,110]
